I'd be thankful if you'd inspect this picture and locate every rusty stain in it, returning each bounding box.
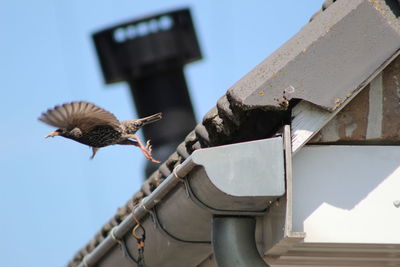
[393,75,400,101]
[278,99,289,108]
[311,56,400,144]
[332,97,342,109]
[370,0,384,12]
[335,101,368,141]
[310,85,370,143]
[382,56,400,141]
[258,91,265,97]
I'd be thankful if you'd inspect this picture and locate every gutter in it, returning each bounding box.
[79,157,196,267]
[78,136,287,267]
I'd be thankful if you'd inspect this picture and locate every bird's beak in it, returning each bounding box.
[45,131,59,138]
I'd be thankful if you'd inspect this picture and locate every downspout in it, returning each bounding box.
[212,216,269,267]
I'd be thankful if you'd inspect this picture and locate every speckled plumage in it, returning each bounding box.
[39,101,162,162]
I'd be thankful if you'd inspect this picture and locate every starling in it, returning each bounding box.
[39,101,162,163]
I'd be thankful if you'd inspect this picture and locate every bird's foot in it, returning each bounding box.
[140,139,160,163]
[145,140,152,151]
[130,135,160,163]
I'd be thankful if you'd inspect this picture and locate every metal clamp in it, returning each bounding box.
[139,197,151,213]
[172,164,185,181]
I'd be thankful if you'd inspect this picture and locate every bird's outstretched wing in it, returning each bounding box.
[38,101,120,133]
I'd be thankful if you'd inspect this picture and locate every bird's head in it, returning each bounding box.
[45,128,66,138]
[45,128,82,139]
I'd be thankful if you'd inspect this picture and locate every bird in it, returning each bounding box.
[38,101,162,163]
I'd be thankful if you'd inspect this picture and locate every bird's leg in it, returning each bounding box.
[132,135,160,164]
[90,147,100,159]
[121,135,160,163]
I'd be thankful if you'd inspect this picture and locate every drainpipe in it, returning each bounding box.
[212,216,269,267]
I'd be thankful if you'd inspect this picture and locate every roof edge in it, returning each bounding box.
[228,0,400,111]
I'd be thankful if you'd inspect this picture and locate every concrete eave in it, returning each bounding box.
[228,0,400,112]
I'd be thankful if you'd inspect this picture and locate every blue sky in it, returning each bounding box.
[0,1,321,266]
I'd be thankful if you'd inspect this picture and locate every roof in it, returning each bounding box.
[67,0,400,266]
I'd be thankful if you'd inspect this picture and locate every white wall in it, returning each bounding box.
[292,146,400,243]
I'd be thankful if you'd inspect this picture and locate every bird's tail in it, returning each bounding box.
[122,113,162,134]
